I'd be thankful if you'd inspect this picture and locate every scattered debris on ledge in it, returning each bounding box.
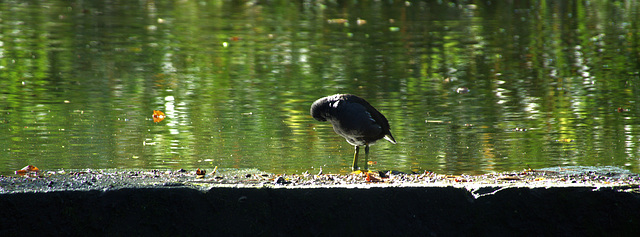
[2,166,638,194]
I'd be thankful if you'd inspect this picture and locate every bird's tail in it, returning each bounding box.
[384,133,397,144]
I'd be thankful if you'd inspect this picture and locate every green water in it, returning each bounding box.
[1,0,639,175]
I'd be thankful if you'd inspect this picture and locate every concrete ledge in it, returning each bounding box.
[2,186,639,236]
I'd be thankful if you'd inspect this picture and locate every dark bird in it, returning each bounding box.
[310,94,396,171]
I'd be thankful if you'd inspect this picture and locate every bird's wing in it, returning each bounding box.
[334,102,382,137]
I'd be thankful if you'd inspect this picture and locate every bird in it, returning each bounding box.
[310,94,396,171]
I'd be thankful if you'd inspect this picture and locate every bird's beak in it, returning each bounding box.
[384,134,397,144]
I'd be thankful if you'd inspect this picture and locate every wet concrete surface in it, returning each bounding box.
[1,166,639,236]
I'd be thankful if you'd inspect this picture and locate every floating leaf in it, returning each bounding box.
[152,110,166,123]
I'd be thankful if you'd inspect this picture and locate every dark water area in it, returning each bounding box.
[1,0,639,175]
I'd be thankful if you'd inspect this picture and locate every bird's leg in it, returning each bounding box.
[352,146,360,171]
[364,144,370,171]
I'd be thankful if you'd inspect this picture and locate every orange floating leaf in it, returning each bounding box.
[152,110,166,123]
[15,165,39,175]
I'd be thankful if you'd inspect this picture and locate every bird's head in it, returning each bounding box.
[310,97,330,121]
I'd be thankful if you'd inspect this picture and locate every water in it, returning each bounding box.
[1,0,639,175]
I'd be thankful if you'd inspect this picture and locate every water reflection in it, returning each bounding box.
[1,0,639,175]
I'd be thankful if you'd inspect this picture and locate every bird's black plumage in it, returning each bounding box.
[310,94,396,171]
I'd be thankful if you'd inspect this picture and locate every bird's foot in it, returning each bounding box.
[350,169,374,175]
